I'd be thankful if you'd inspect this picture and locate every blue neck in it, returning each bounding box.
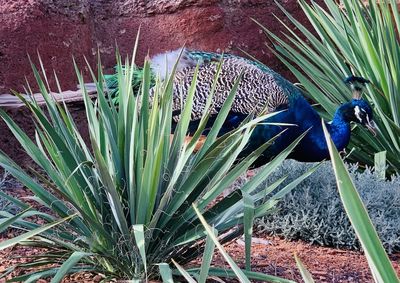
[292,102,351,161]
[243,98,353,165]
[329,109,352,150]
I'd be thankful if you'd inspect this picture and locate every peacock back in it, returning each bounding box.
[151,49,302,121]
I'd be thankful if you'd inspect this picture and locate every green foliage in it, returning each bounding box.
[0,42,313,281]
[256,160,400,253]
[255,0,400,174]
[284,123,399,283]
[171,206,297,283]
[177,120,399,283]
[322,121,399,283]
[294,254,315,283]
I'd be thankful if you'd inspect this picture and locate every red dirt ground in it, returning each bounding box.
[1,186,400,283]
[2,233,400,282]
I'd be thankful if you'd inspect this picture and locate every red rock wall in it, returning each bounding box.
[0,0,311,94]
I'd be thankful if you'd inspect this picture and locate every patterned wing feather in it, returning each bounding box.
[170,55,298,121]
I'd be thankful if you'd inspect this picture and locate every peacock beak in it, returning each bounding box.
[366,119,377,136]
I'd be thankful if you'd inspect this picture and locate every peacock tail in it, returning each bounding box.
[104,65,156,104]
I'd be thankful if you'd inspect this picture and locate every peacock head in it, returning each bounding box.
[339,76,376,135]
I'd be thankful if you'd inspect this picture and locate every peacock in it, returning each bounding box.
[105,48,376,166]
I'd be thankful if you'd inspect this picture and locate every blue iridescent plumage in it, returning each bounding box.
[105,49,375,166]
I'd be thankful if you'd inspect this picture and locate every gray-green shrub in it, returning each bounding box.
[0,171,16,212]
[255,160,400,253]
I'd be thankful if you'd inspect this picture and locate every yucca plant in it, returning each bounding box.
[322,121,399,282]
[0,38,316,281]
[255,0,400,174]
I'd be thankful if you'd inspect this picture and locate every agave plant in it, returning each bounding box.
[0,39,316,281]
[255,0,400,174]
